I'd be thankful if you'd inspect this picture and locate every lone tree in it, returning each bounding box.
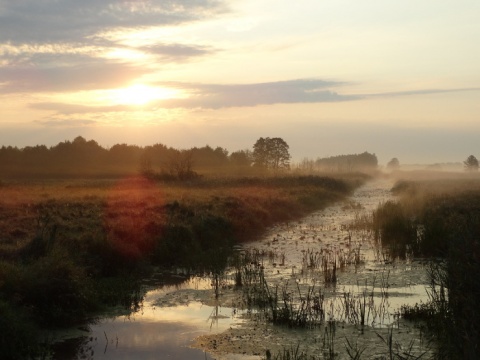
[386,157,400,170]
[252,137,290,171]
[463,155,479,172]
[166,149,197,179]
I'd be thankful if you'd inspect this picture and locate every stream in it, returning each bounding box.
[54,178,432,359]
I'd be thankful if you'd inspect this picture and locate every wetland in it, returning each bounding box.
[1,172,479,359]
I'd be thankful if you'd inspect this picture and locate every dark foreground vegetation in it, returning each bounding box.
[372,176,480,359]
[0,173,367,359]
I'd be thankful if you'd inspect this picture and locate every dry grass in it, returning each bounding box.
[0,174,363,253]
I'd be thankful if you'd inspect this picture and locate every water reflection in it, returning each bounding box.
[71,320,214,360]
[53,277,239,360]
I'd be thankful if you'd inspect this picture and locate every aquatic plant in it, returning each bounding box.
[371,179,480,359]
[264,343,317,360]
[344,337,366,360]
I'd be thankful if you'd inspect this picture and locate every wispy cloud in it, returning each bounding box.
[0,60,149,93]
[0,1,226,94]
[34,119,97,127]
[141,43,217,60]
[28,78,356,113]
[27,78,480,115]
[0,0,228,44]
[30,103,131,114]
[159,79,357,108]
[365,87,480,98]
[0,41,218,94]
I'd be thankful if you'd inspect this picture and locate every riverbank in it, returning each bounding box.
[0,173,368,359]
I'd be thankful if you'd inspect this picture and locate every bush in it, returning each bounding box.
[0,299,39,360]
[152,224,199,267]
[2,249,95,327]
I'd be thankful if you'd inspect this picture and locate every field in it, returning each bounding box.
[0,173,366,359]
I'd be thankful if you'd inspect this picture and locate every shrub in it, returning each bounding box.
[0,299,39,360]
[2,249,95,327]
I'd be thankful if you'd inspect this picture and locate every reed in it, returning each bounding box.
[371,178,480,359]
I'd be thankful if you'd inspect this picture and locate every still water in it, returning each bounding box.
[53,277,243,360]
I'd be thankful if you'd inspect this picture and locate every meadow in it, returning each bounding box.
[0,173,367,359]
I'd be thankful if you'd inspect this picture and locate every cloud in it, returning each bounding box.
[0,0,228,44]
[0,40,218,94]
[28,78,356,113]
[0,60,150,93]
[365,87,480,98]
[27,78,480,115]
[0,2,229,95]
[34,119,97,127]
[141,43,216,60]
[30,102,132,114]
[159,79,357,108]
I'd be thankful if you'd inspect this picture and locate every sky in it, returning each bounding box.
[1,0,479,165]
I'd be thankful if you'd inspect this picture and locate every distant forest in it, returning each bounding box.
[0,136,378,178]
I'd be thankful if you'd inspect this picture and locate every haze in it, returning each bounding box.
[1,0,479,165]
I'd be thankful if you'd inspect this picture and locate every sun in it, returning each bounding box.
[108,84,179,105]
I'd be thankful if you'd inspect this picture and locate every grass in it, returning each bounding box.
[371,175,480,359]
[0,173,366,358]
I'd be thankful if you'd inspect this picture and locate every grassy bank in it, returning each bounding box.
[371,176,480,359]
[0,173,367,359]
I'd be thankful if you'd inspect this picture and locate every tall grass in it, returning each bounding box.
[0,174,366,358]
[373,179,480,359]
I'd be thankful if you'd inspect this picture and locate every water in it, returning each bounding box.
[52,277,244,360]
[199,178,433,358]
[58,178,432,359]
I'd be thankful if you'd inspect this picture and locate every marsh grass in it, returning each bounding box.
[372,177,480,359]
[0,174,365,358]
[264,344,312,360]
[236,249,394,333]
[376,326,429,360]
[344,337,366,360]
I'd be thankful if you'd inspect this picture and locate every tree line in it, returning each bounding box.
[0,136,252,178]
[0,135,382,179]
[313,152,378,172]
[0,136,294,179]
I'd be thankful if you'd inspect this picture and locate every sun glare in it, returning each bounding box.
[108,84,179,106]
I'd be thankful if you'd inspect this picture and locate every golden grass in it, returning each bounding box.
[0,175,364,256]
